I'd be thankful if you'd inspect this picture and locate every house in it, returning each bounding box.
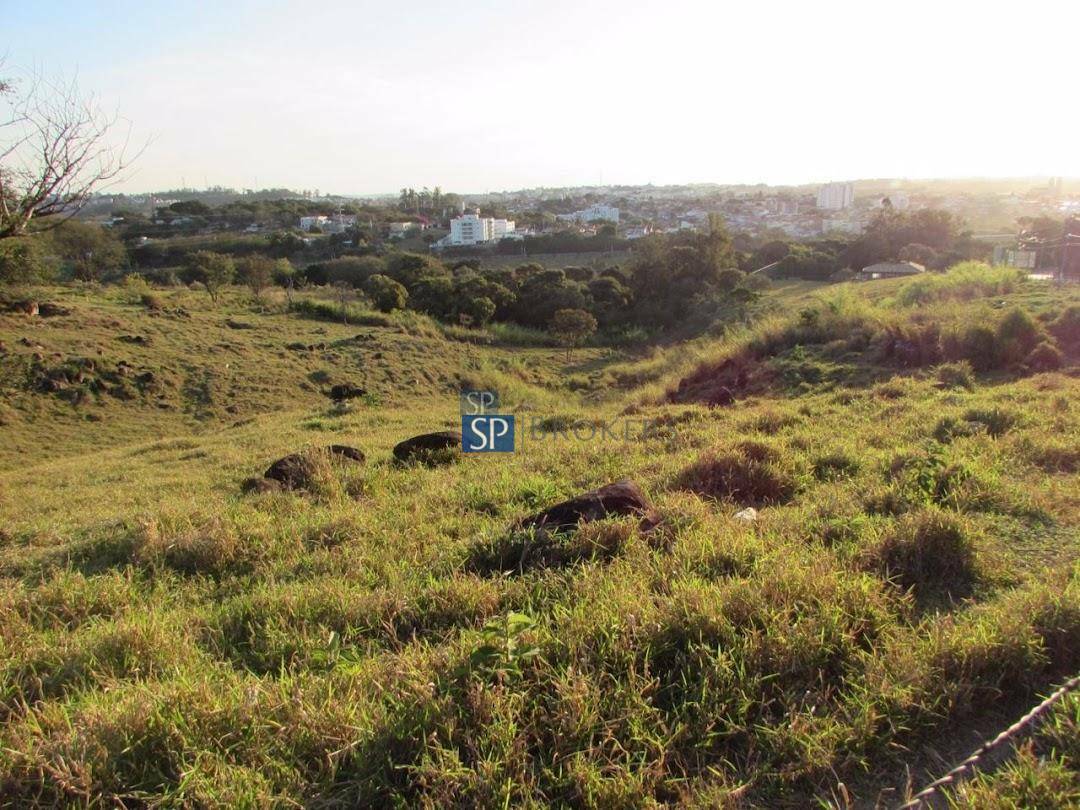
[858,261,925,280]
[387,222,422,238]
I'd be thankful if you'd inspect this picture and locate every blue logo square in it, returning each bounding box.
[462,414,515,452]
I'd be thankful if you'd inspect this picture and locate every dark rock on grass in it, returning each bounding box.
[466,480,661,575]
[706,386,735,407]
[262,445,366,490]
[327,444,365,463]
[119,334,151,345]
[242,477,284,495]
[9,300,38,316]
[38,302,72,317]
[393,431,461,465]
[328,383,367,402]
[518,479,660,535]
[225,318,255,330]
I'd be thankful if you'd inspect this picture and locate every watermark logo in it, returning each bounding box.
[459,389,666,453]
[461,390,515,453]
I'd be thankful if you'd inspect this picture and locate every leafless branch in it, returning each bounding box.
[0,61,145,239]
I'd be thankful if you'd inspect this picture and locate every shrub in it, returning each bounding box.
[953,324,1000,371]
[364,274,408,312]
[1048,305,1080,354]
[963,406,1019,438]
[140,292,164,312]
[1025,341,1064,372]
[932,415,981,444]
[996,307,1047,366]
[813,452,860,481]
[936,361,975,390]
[677,445,799,506]
[0,238,56,285]
[864,508,978,595]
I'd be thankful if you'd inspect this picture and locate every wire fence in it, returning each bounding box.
[896,673,1080,809]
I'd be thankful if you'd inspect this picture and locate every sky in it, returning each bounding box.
[3,0,1077,195]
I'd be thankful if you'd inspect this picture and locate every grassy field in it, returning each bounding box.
[0,270,1078,807]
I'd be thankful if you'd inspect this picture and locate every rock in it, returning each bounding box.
[39,377,65,393]
[225,318,254,330]
[38,302,71,317]
[263,445,366,490]
[706,386,735,408]
[327,444,366,463]
[119,334,151,345]
[285,342,308,351]
[733,507,758,523]
[328,383,367,402]
[518,479,660,535]
[242,477,283,495]
[392,431,462,464]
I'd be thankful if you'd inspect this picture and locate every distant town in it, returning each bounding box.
[79,178,1078,270]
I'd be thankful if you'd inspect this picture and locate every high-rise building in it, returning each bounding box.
[445,210,516,246]
[816,182,854,210]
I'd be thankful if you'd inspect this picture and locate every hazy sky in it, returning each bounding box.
[4,0,1077,194]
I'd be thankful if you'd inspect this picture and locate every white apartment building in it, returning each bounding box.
[557,203,621,224]
[816,183,855,210]
[445,211,516,246]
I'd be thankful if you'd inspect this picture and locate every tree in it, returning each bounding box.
[188,251,234,303]
[463,295,496,326]
[0,238,55,285]
[45,220,126,281]
[364,273,407,312]
[550,308,597,360]
[1,64,141,239]
[237,254,274,300]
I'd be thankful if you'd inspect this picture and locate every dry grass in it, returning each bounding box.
[0,274,1077,806]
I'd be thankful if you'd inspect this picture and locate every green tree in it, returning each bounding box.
[237,254,274,300]
[364,274,407,312]
[46,221,126,281]
[188,251,235,303]
[463,295,496,326]
[550,308,597,360]
[0,238,55,285]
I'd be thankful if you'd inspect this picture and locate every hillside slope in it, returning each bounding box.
[0,273,1078,807]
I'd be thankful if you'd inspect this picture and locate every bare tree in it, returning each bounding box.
[0,62,142,240]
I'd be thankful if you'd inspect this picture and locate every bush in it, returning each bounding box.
[895,262,1021,306]
[677,445,799,506]
[1048,305,1080,354]
[963,406,1019,438]
[1025,341,1064,372]
[140,293,164,312]
[864,508,978,595]
[936,361,975,390]
[0,239,56,285]
[813,452,860,481]
[996,307,1047,366]
[364,274,408,312]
